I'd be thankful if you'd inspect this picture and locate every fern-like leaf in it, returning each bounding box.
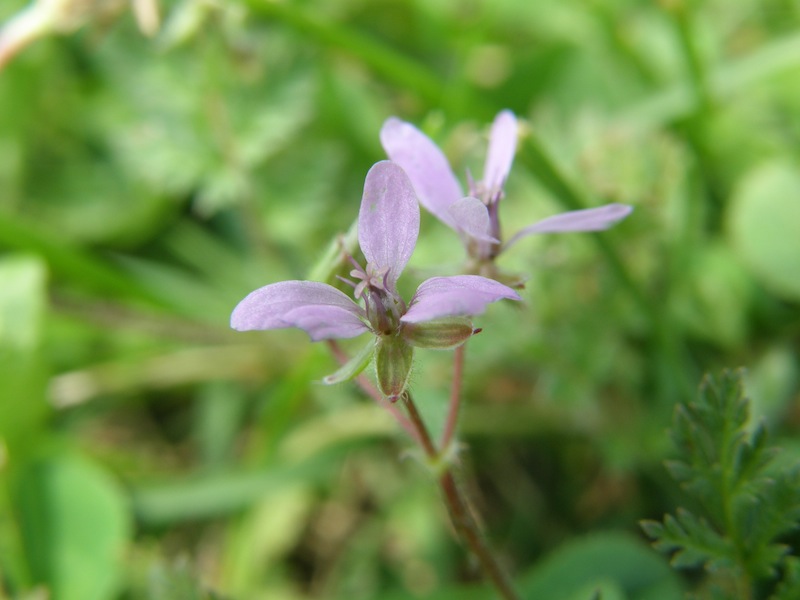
[642,369,800,592]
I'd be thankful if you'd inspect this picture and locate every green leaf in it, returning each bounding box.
[322,338,375,385]
[566,580,626,600]
[666,370,754,513]
[770,557,800,600]
[728,161,800,300]
[14,453,131,600]
[0,255,48,455]
[0,255,48,600]
[644,370,800,588]
[518,533,684,600]
[643,509,733,570]
[375,532,683,600]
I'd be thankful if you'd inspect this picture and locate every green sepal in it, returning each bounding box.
[322,338,375,385]
[401,317,474,349]
[375,336,413,401]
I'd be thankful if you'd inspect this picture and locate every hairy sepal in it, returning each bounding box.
[375,336,413,401]
[401,317,474,349]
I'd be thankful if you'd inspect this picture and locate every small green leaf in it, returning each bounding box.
[640,520,665,541]
[652,509,733,570]
[322,338,375,385]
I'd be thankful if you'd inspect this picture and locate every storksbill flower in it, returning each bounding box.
[380,111,633,280]
[231,161,520,400]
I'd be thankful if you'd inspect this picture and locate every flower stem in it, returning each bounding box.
[324,341,519,599]
[403,393,521,600]
[440,343,466,452]
[402,393,438,457]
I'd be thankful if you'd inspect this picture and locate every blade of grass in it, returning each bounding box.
[0,212,167,309]
[244,0,445,105]
[48,344,282,409]
[624,31,800,126]
[130,449,345,526]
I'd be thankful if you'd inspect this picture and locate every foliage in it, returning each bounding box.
[642,370,800,598]
[0,0,799,598]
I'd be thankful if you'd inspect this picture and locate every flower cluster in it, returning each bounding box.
[231,111,632,401]
[231,161,520,400]
[381,111,633,281]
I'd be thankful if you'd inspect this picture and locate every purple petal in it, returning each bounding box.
[401,275,521,324]
[483,110,518,195]
[359,161,419,285]
[505,203,634,250]
[282,305,370,341]
[231,280,368,340]
[447,197,499,243]
[380,117,463,230]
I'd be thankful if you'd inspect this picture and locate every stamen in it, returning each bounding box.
[347,254,364,272]
[380,268,392,291]
[354,280,368,299]
[336,275,358,289]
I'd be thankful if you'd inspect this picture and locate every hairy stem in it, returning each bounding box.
[403,393,521,600]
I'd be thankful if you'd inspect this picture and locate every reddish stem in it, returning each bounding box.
[326,341,520,599]
[403,393,521,600]
[440,343,466,451]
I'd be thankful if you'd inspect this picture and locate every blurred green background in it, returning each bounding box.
[1,0,799,598]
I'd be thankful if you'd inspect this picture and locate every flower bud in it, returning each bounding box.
[400,317,474,349]
[375,336,413,401]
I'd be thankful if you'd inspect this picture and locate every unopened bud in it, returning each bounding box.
[400,317,474,349]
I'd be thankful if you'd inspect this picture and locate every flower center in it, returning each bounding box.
[339,254,406,336]
[351,264,389,300]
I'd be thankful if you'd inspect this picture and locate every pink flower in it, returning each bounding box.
[231,161,520,399]
[380,111,633,265]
